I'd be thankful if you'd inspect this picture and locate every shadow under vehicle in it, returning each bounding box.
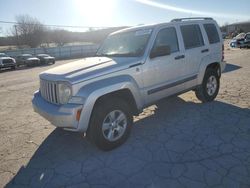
[6,96,250,187]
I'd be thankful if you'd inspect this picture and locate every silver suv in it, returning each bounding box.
[32,17,226,150]
[0,53,16,70]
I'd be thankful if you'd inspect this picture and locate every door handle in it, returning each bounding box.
[175,55,185,60]
[201,49,209,53]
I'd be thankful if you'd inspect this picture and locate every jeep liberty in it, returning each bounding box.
[32,17,226,150]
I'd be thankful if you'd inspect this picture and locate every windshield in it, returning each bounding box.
[97,29,152,57]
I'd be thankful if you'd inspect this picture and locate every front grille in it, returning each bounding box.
[3,59,14,64]
[40,79,59,104]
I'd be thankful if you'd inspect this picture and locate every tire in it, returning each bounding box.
[87,97,133,151]
[195,68,220,103]
[11,66,16,70]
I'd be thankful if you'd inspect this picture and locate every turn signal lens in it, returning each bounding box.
[76,109,82,121]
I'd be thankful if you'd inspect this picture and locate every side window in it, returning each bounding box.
[181,24,204,49]
[204,24,220,44]
[153,27,179,53]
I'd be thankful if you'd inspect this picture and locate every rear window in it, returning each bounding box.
[180,24,204,49]
[204,24,220,44]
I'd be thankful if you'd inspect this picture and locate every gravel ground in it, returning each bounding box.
[0,45,250,188]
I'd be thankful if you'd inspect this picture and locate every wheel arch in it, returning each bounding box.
[94,89,139,116]
[76,75,143,132]
[198,61,221,85]
[206,62,221,76]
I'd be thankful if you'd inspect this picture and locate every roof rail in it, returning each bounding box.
[171,17,213,22]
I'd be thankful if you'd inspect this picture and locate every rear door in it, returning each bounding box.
[179,24,207,88]
[202,23,222,64]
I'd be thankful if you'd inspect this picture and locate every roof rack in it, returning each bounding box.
[171,17,213,22]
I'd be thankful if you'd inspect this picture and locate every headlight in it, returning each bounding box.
[58,83,72,104]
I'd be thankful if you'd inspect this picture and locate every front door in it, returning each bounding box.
[142,26,186,104]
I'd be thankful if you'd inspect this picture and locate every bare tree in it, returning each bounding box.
[12,15,46,48]
[50,29,71,46]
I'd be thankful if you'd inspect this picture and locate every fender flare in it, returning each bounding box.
[76,75,143,132]
[197,55,220,85]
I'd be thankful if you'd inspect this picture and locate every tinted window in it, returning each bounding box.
[153,27,179,53]
[204,24,220,44]
[181,24,204,49]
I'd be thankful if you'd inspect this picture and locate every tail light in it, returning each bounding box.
[222,44,224,62]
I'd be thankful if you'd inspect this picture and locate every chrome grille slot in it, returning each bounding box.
[40,79,59,104]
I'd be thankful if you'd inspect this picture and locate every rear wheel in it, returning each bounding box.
[195,68,220,103]
[87,98,133,151]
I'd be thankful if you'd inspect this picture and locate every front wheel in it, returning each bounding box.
[195,68,220,103]
[87,98,133,151]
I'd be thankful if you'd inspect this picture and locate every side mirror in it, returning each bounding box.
[150,45,171,59]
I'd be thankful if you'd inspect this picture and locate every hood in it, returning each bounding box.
[40,56,141,83]
[0,57,14,60]
[43,57,55,60]
[27,57,39,61]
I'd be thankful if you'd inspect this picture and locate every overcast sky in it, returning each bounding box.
[0,0,249,36]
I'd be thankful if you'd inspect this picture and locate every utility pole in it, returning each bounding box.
[14,25,19,47]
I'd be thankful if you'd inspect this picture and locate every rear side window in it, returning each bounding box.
[153,27,179,53]
[204,24,220,44]
[181,24,204,49]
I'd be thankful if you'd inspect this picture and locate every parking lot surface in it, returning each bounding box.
[0,46,250,188]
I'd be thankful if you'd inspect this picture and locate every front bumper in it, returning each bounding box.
[27,60,40,65]
[0,63,16,68]
[32,91,83,130]
[42,59,55,64]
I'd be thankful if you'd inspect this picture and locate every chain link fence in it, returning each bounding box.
[2,44,100,59]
